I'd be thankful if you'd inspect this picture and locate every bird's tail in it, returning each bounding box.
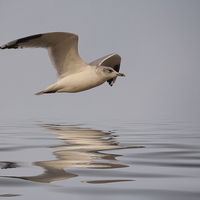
[35,84,58,95]
[35,90,58,95]
[35,91,44,95]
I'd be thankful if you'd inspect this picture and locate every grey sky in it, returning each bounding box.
[0,0,200,122]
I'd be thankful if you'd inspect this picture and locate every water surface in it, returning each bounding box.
[0,119,200,200]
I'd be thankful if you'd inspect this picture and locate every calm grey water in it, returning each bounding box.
[0,119,200,200]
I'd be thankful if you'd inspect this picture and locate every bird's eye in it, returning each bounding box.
[108,69,113,73]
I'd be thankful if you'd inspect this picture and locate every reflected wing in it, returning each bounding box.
[89,53,121,86]
[0,32,87,79]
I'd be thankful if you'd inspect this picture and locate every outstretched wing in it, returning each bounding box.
[0,32,87,79]
[89,53,121,86]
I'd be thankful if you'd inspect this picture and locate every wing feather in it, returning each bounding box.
[0,32,87,78]
[89,53,121,86]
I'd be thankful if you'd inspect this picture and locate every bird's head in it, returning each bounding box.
[102,67,125,80]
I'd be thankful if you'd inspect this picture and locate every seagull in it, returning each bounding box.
[0,32,125,95]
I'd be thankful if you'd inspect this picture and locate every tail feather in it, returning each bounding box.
[35,84,58,95]
[35,89,57,95]
[35,91,44,95]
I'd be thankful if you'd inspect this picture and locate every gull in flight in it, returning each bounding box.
[0,32,125,95]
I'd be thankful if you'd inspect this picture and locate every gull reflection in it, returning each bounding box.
[5,124,141,183]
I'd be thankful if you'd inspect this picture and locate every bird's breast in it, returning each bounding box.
[57,70,104,93]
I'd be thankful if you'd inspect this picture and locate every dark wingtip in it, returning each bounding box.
[0,45,7,50]
[0,42,20,50]
[107,79,114,86]
[1,34,42,50]
[17,34,42,44]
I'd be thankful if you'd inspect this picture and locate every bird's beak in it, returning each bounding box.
[117,73,125,77]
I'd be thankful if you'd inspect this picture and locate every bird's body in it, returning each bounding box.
[0,32,125,95]
[40,66,108,95]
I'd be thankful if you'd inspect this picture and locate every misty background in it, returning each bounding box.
[0,0,200,122]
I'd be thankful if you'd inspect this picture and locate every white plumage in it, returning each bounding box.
[0,32,125,95]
